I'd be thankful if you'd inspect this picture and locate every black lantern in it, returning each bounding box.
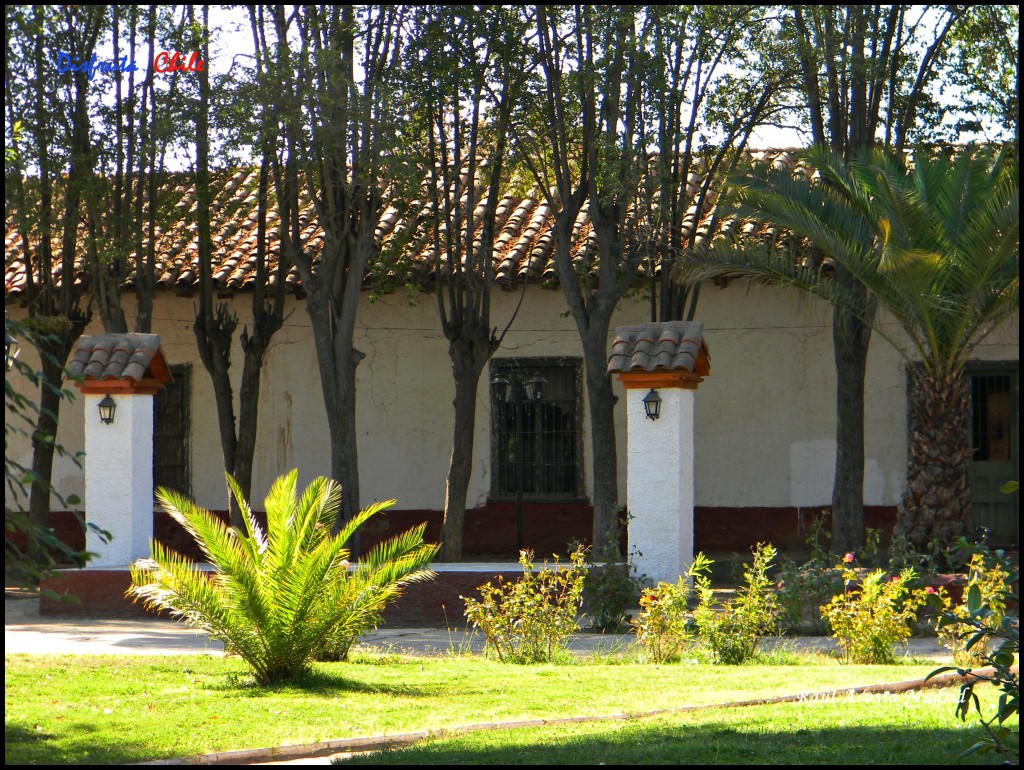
[642,389,662,420]
[5,328,18,371]
[98,394,117,425]
[524,372,547,402]
[490,373,511,402]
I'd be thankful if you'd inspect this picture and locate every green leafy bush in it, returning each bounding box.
[573,524,647,633]
[462,546,587,663]
[631,554,711,663]
[929,532,1019,763]
[935,543,1012,666]
[820,564,930,664]
[5,315,105,589]
[693,543,780,664]
[775,514,883,633]
[128,470,439,684]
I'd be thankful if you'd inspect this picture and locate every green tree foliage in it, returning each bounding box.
[768,5,968,553]
[400,6,533,560]
[679,144,1019,549]
[929,533,1019,763]
[519,6,783,555]
[935,6,1019,143]
[640,5,785,322]
[5,6,96,540]
[4,316,100,588]
[128,470,439,684]
[278,6,417,532]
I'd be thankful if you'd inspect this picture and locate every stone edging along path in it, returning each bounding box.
[143,667,1011,766]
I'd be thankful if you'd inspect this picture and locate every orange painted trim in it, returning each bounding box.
[76,378,166,395]
[695,346,711,377]
[616,370,704,390]
[147,351,173,384]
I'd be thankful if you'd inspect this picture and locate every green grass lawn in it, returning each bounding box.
[4,651,1013,765]
[339,690,1014,765]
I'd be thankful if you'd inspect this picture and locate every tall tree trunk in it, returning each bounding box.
[231,353,263,510]
[304,283,365,544]
[831,303,871,552]
[440,341,488,561]
[28,332,70,532]
[193,305,240,521]
[895,368,972,552]
[331,343,363,538]
[581,328,620,556]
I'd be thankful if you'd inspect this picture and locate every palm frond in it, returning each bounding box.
[683,145,1019,379]
[227,473,267,561]
[131,472,437,684]
[335,498,397,545]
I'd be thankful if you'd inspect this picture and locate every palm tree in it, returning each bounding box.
[678,145,1018,555]
[129,470,440,684]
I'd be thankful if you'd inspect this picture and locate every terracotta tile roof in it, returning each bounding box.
[5,151,808,299]
[607,321,708,375]
[67,333,165,383]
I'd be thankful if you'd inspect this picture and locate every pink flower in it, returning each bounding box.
[843,553,855,563]
[926,586,936,594]
[892,575,900,582]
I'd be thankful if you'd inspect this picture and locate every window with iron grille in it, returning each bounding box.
[490,357,584,500]
[153,364,191,499]
[970,371,1013,462]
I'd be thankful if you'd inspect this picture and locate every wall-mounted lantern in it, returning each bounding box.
[5,329,19,371]
[642,389,662,420]
[98,394,117,425]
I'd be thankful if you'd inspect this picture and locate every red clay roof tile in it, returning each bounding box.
[6,151,815,300]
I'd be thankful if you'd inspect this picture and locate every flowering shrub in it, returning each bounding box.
[936,544,1012,666]
[693,543,780,664]
[775,515,883,634]
[820,564,930,664]
[462,546,587,664]
[631,553,712,663]
[929,524,1019,763]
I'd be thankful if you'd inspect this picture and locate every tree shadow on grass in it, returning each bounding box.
[335,701,1009,766]
[6,721,137,766]
[203,664,452,698]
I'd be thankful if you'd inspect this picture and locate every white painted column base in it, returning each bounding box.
[626,387,695,585]
[84,393,154,567]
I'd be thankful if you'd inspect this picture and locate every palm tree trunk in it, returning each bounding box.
[894,368,972,553]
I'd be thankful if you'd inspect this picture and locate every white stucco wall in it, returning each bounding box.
[4,284,1019,519]
[83,392,154,566]
[625,386,696,585]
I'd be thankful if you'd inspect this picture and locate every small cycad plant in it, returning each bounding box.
[631,553,712,663]
[820,564,928,665]
[128,470,439,684]
[693,543,780,664]
[462,546,587,664]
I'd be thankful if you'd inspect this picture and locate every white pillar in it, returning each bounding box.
[84,392,154,567]
[627,387,695,585]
